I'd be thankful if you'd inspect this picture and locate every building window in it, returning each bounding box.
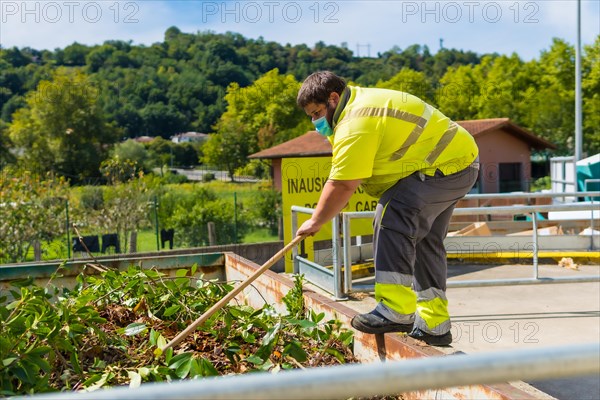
[499,163,522,192]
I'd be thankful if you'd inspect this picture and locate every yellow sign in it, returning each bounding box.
[281,157,379,272]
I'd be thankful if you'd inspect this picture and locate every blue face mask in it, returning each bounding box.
[312,115,334,137]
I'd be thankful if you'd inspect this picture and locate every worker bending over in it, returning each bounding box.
[296,71,479,346]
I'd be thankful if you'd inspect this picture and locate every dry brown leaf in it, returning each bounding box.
[558,257,579,270]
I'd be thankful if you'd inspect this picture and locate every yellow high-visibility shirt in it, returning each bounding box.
[329,86,479,197]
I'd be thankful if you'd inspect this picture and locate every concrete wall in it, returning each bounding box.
[167,241,286,272]
[64,241,286,271]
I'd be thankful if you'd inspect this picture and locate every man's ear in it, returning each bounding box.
[329,92,340,108]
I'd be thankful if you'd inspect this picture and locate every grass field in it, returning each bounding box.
[136,227,279,252]
[14,227,279,263]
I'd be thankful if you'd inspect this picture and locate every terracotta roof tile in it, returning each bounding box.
[249,131,332,159]
[250,119,556,159]
[457,118,556,149]
[456,118,510,136]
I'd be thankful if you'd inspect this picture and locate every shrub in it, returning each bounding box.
[247,185,282,235]
[202,172,215,182]
[531,176,551,192]
[79,186,104,210]
[170,197,248,246]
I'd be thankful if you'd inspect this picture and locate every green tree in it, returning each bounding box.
[0,167,69,262]
[111,139,151,171]
[71,158,151,253]
[8,68,117,181]
[582,37,600,155]
[203,120,250,181]
[204,69,311,177]
[520,39,576,154]
[222,68,310,149]
[170,196,248,246]
[147,136,174,168]
[140,102,187,138]
[1,94,26,122]
[376,68,435,104]
[0,120,15,165]
[0,47,32,67]
[100,176,151,253]
[437,61,486,120]
[172,142,200,167]
[475,53,535,122]
[61,42,90,66]
[247,184,282,235]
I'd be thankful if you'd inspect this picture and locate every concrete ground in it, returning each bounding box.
[335,262,600,400]
[446,263,600,400]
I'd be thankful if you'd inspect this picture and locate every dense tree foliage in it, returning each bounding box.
[436,38,599,154]
[7,68,117,181]
[203,69,312,177]
[0,28,598,181]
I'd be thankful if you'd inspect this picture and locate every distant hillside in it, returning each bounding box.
[0,26,484,138]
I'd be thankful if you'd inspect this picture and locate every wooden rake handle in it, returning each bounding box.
[161,234,307,353]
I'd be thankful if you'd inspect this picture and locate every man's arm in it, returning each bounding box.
[296,178,362,236]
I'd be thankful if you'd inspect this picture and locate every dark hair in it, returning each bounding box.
[297,71,346,108]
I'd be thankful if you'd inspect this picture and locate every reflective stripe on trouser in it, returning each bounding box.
[415,287,451,335]
[372,164,478,335]
[374,270,416,324]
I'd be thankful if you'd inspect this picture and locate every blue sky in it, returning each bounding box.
[1,1,599,60]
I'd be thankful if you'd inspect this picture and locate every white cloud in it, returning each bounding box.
[0,1,174,49]
[1,0,598,59]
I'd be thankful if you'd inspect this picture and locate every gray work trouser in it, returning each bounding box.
[372,164,479,334]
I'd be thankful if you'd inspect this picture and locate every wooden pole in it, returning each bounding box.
[160,234,306,353]
[207,222,216,246]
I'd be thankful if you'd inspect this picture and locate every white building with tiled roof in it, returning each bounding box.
[171,132,209,144]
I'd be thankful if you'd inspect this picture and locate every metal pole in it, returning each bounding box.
[65,199,71,259]
[331,214,345,300]
[19,344,600,400]
[462,191,599,201]
[353,274,600,292]
[290,207,316,275]
[291,209,299,274]
[590,196,596,250]
[531,212,539,279]
[154,196,160,251]
[452,202,598,216]
[447,276,600,287]
[574,0,583,165]
[234,192,238,244]
[342,214,353,294]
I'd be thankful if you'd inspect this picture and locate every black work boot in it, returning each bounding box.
[408,327,452,346]
[351,309,413,334]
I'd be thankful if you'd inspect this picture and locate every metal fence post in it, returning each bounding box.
[589,195,596,251]
[234,192,238,243]
[291,209,299,274]
[65,199,71,259]
[531,211,539,279]
[342,213,353,294]
[154,195,159,251]
[331,214,345,299]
